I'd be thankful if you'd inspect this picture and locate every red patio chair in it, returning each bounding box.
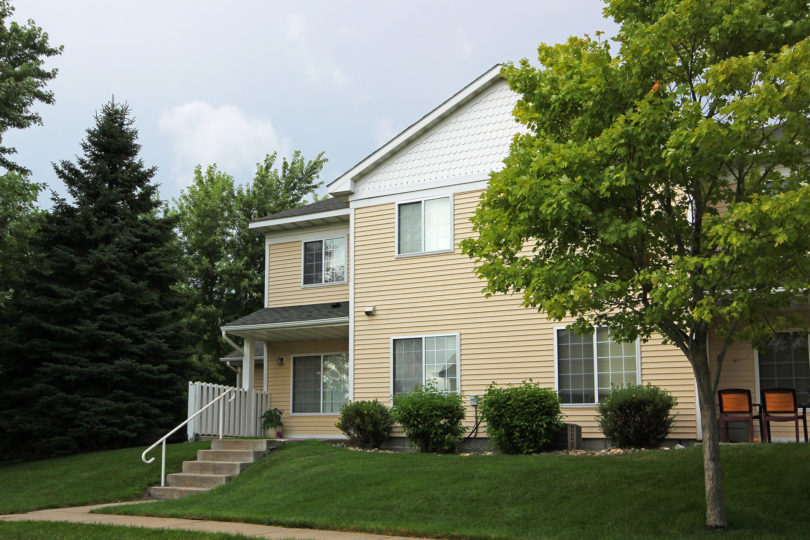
[760,388,808,443]
[718,389,761,442]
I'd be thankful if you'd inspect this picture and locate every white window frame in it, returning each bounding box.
[754,329,810,404]
[553,325,641,407]
[301,235,348,287]
[289,352,349,416]
[389,332,461,400]
[395,194,454,257]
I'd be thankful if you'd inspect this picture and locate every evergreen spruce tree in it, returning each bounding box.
[0,101,192,458]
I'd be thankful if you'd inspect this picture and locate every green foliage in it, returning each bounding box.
[174,151,327,381]
[261,408,283,430]
[0,101,194,459]
[336,400,393,449]
[391,382,465,453]
[480,381,563,454]
[598,384,677,449]
[460,1,810,523]
[0,0,62,174]
[0,171,43,307]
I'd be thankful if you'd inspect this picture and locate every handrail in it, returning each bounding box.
[142,387,236,487]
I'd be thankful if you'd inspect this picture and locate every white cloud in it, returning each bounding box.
[158,101,289,187]
[372,116,400,148]
[284,13,348,87]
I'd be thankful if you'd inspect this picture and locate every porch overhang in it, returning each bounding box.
[220,302,350,343]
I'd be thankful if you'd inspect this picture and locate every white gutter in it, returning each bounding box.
[220,317,349,333]
[249,208,350,230]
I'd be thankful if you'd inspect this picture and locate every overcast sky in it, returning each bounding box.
[8,0,618,207]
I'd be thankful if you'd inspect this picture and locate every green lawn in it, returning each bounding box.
[102,440,810,539]
[0,441,209,514]
[0,521,253,539]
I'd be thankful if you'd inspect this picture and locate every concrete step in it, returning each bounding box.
[196,449,264,462]
[149,486,208,499]
[182,460,249,475]
[211,438,272,451]
[167,472,231,488]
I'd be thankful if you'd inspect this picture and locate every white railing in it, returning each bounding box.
[186,382,270,439]
[142,387,236,487]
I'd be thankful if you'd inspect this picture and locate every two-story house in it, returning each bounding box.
[221,65,809,446]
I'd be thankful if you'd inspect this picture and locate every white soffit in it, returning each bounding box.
[249,208,350,233]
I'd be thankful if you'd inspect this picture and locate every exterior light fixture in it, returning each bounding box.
[277,356,285,366]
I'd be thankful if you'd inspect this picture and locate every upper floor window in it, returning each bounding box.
[556,327,639,404]
[397,196,452,255]
[303,237,346,285]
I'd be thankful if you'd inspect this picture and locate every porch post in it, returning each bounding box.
[243,337,256,391]
[262,341,268,393]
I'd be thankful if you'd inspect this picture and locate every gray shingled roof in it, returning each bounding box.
[222,301,349,328]
[252,197,348,222]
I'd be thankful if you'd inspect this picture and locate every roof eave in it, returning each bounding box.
[249,208,351,233]
[220,316,350,333]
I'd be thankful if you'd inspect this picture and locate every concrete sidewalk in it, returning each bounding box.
[0,502,423,539]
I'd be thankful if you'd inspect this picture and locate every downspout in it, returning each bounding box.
[224,360,241,388]
[221,330,243,354]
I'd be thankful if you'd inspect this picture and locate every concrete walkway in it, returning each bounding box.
[0,502,423,539]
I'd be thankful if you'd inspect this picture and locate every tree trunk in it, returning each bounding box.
[698,386,727,528]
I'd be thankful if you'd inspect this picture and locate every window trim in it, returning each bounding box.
[289,352,349,416]
[300,235,348,288]
[754,329,810,404]
[389,332,461,401]
[553,325,641,407]
[394,194,454,257]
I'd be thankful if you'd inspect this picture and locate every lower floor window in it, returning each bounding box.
[758,332,810,405]
[292,353,349,413]
[556,327,639,404]
[393,334,458,395]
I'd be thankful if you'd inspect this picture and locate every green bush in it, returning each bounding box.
[480,381,564,454]
[261,408,283,430]
[336,400,393,449]
[597,384,677,448]
[391,382,466,453]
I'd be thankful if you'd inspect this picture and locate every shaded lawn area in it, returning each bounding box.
[102,440,810,539]
[0,521,252,539]
[0,441,209,514]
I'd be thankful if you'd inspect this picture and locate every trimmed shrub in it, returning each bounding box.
[336,400,393,449]
[391,382,465,453]
[597,384,677,448]
[480,381,564,454]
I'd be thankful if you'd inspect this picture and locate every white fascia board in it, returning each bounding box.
[220,317,350,333]
[249,208,351,231]
[349,174,490,208]
[327,64,504,195]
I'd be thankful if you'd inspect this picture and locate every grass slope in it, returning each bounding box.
[103,440,810,539]
[0,441,209,514]
[0,521,252,539]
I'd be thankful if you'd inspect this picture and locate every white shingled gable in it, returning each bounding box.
[352,79,520,199]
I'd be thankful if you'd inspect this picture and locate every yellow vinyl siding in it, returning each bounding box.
[267,240,349,308]
[258,338,348,437]
[353,189,698,439]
